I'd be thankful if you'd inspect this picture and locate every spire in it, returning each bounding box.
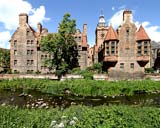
[136,25,150,41]
[98,9,106,27]
[104,24,118,41]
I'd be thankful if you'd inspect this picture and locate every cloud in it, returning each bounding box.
[111,7,115,11]
[108,9,124,28]
[0,0,49,48]
[0,31,11,49]
[109,9,160,42]
[29,6,50,28]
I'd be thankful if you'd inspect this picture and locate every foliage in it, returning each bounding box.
[145,68,154,73]
[70,67,81,74]
[40,13,78,77]
[0,48,10,73]
[79,70,93,80]
[87,62,103,73]
[0,79,160,97]
[0,105,159,128]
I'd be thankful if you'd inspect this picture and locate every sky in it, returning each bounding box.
[0,0,160,49]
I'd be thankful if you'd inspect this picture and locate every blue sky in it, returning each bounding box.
[0,0,160,48]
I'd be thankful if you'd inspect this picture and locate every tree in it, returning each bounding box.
[40,13,78,77]
[0,48,10,73]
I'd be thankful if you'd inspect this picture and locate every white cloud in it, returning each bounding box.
[109,9,160,42]
[108,9,124,28]
[0,0,49,30]
[0,31,11,48]
[111,7,115,11]
[29,6,50,28]
[0,0,49,48]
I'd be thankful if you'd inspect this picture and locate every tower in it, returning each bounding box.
[94,10,108,64]
[95,10,108,47]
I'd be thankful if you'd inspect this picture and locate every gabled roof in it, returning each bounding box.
[136,25,150,41]
[104,25,118,41]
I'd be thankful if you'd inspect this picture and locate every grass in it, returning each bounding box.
[0,79,160,96]
[0,105,159,128]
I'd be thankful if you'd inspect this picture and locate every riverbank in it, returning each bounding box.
[0,79,160,97]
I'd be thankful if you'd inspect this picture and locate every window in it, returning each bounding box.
[27,40,30,45]
[130,63,134,69]
[14,50,17,55]
[101,33,105,38]
[111,41,115,55]
[120,63,124,69]
[14,70,17,73]
[27,60,30,65]
[31,50,33,54]
[106,42,109,55]
[78,45,81,50]
[126,28,130,36]
[27,50,30,55]
[27,30,29,35]
[137,42,142,55]
[27,70,33,74]
[31,60,34,65]
[27,60,34,65]
[14,40,17,46]
[31,40,34,45]
[14,60,17,65]
[41,55,44,59]
[144,41,148,55]
[27,50,34,55]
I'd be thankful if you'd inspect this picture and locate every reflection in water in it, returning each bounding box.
[0,89,159,108]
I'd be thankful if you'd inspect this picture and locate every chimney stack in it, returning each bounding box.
[83,24,87,35]
[37,22,42,33]
[19,13,28,26]
[123,10,133,22]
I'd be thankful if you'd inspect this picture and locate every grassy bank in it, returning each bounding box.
[0,105,159,128]
[0,79,160,96]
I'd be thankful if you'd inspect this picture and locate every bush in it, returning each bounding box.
[145,68,154,73]
[87,62,103,73]
[80,70,93,80]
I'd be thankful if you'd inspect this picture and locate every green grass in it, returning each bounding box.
[0,79,160,96]
[0,105,159,128]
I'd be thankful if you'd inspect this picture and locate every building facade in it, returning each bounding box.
[10,10,152,77]
[10,13,88,73]
[96,10,151,78]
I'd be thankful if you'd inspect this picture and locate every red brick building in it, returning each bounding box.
[95,10,151,78]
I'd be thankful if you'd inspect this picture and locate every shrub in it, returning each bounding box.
[145,68,154,73]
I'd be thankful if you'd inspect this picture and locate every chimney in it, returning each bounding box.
[19,13,28,26]
[83,24,87,35]
[37,22,42,33]
[123,10,133,22]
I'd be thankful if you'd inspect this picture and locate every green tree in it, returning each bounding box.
[40,13,78,77]
[0,48,10,73]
